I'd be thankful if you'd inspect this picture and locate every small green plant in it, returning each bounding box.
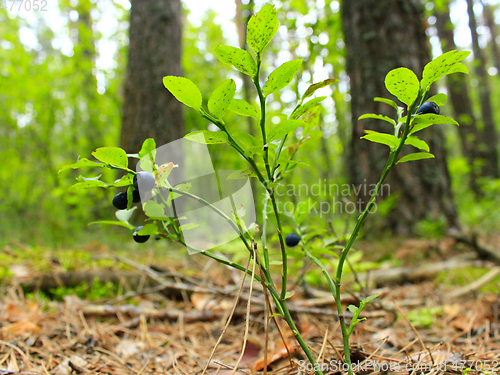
[61,4,469,374]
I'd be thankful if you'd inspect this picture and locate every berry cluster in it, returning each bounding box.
[112,171,156,243]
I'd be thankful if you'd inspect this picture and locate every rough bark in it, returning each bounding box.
[120,0,184,154]
[466,0,499,178]
[341,0,459,235]
[435,4,482,194]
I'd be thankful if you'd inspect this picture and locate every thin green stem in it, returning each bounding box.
[331,96,423,374]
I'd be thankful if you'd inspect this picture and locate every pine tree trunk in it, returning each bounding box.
[120,0,184,154]
[341,0,460,235]
[466,0,499,178]
[435,4,482,194]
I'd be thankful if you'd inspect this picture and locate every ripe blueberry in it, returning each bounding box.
[133,226,150,243]
[132,189,141,203]
[417,101,440,115]
[133,171,156,193]
[285,233,301,247]
[112,192,128,210]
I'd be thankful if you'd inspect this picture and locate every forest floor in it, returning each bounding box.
[0,236,499,374]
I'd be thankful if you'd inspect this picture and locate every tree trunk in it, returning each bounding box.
[341,0,459,235]
[466,0,499,178]
[434,3,482,195]
[120,0,184,154]
[481,1,500,74]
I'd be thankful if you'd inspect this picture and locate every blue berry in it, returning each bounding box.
[112,192,128,210]
[133,226,150,243]
[133,171,156,193]
[285,233,301,247]
[417,101,440,115]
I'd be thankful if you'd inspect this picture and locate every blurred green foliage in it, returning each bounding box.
[1,0,500,252]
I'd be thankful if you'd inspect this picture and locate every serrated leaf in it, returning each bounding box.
[115,206,137,222]
[246,4,279,54]
[421,50,470,90]
[228,98,260,119]
[426,93,447,106]
[396,152,435,164]
[213,45,257,77]
[410,114,459,134]
[267,119,305,142]
[59,158,104,173]
[384,67,420,106]
[88,221,132,229]
[185,130,228,144]
[137,223,158,236]
[263,59,302,97]
[405,136,430,151]
[358,113,396,127]
[361,130,400,148]
[301,78,339,101]
[163,76,202,111]
[374,97,398,111]
[92,147,128,168]
[291,96,326,120]
[208,79,236,119]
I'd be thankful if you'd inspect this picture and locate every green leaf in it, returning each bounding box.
[374,97,398,111]
[228,98,260,119]
[396,152,435,164]
[246,4,279,54]
[291,96,326,120]
[208,79,236,119]
[348,305,358,314]
[284,291,294,300]
[139,138,156,159]
[421,50,470,90]
[301,78,339,101]
[88,221,132,229]
[358,113,396,127]
[144,201,167,219]
[227,170,258,179]
[185,130,228,144]
[213,45,257,77]
[113,174,133,187]
[163,76,202,111]
[126,186,134,210]
[137,223,158,236]
[405,136,430,152]
[361,130,400,148]
[267,120,305,142]
[70,180,109,190]
[362,293,381,303]
[426,93,447,106]
[92,147,128,168]
[115,206,137,222]
[232,131,261,149]
[384,67,420,106]
[263,59,302,97]
[59,158,104,173]
[410,114,459,134]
